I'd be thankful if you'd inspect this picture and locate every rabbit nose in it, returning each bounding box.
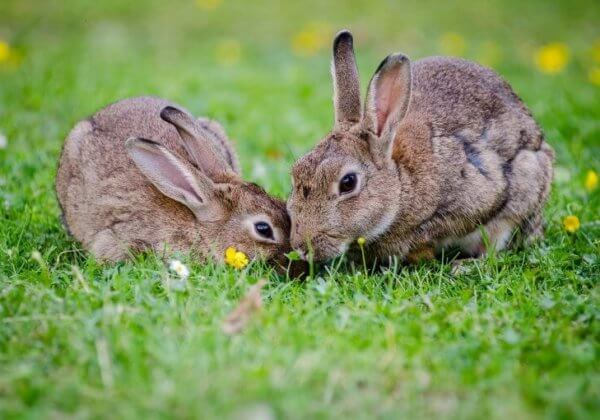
[291,232,310,255]
[290,220,314,258]
[290,237,307,259]
[290,236,305,255]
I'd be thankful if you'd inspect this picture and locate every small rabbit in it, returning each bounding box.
[56,96,295,270]
[288,31,554,263]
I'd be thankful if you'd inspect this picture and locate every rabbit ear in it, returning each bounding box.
[126,137,221,221]
[160,106,232,179]
[363,54,412,161]
[332,30,361,129]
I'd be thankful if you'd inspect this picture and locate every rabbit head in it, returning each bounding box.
[127,106,295,271]
[288,31,414,261]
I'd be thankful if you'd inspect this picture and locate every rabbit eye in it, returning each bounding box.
[254,221,274,240]
[339,172,358,194]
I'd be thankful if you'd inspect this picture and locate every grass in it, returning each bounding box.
[1,0,599,418]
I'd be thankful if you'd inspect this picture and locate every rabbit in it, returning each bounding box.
[56,96,298,271]
[287,30,554,263]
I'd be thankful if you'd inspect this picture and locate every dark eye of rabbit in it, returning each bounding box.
[254,221,274,239]
[339,173,357,194]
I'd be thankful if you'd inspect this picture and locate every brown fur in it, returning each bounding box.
[56,96,294,269]
[288,31,554,263]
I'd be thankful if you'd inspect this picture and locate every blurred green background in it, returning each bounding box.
[1,0,598,197]
[1,0,599,418]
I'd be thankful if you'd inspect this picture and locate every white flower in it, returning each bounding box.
[169,259,189,279]
[0,132,7,149]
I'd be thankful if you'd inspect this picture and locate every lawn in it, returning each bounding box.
[1,0,599,418]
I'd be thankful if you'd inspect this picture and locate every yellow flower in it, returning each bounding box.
[291,22,330,57]
[225,246,249,269]
[215,39,241,66]
[439,32,466,57]
[195,0,222,11]
[357,237,366,246]
[562,215,580,233]
[589,67,600,86]
[585,170,598,191]
[535,43,569,74]
[0,40,11,62]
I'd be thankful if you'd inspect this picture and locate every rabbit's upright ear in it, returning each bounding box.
[363,54,412,162]
[160,106,233,179]
[126,138,221,221]
[332,30,361,129]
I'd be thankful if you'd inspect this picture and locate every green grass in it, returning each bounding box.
[1,0,599,418]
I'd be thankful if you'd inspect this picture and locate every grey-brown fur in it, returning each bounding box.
[288,31,554,262]
[56,96,293,268]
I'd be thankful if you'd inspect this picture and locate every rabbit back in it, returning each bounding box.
[397,57,554,254]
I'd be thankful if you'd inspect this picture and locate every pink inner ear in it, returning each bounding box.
[376,103,390,136]
[375,69,406,136]
[132,146,203,203]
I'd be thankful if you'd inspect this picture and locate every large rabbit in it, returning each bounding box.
[56,96,295,270]
[288,31,554,263]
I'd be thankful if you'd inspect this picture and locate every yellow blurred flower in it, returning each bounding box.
[535,43,569,74]
[0,40,11,62]
[265,148,283,160]
[585,170,598,191]
[0,40,22,71]
[195,0,222,11]
[439,32,466,56]
[589,67,600,86]
[592,40,600,63]
[292,22,330,57]
[225,246,249,269]
[562,215,580,233]
[215,39,241,66]
[357,237,366,246]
